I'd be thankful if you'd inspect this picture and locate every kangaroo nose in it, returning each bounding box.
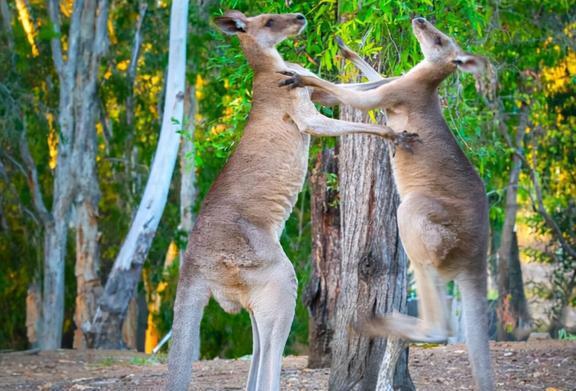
[296,14,306,21]
[414,17,426,25]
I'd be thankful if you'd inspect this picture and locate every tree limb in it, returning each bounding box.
[18,122,52,225]
[127,1,147,83]
[126,0,148,126]
[93,0,109,57]
[64,0,85,79]
[0,0,13,50]
[515,130,576,259]
[47,0,64,76]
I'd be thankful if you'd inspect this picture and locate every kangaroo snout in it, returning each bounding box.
[413,17,427,28]
[295,13,307,32]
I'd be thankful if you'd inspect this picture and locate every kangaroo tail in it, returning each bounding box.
[459,274,495,391]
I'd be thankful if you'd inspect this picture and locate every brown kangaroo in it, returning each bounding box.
[280,17,494,391]
[166,11,416,391]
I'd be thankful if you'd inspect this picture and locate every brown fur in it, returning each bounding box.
[281,17,494,391]
[167,11,414,391]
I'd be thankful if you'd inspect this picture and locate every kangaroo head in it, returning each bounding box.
[412,17,485,75]
[215,11,306,49]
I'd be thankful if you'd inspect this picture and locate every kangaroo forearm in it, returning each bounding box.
[300,75,383,110]
[310,78,399,105]
[300,115,397,140]
[338,77,399,91]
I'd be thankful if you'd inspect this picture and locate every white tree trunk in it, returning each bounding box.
[113,0,187,272]
[89,0,189,348]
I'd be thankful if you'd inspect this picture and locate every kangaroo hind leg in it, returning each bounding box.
[167,272,210,391]
[358,263,450,343]
[358,194,454,342]
[246,258,297,391]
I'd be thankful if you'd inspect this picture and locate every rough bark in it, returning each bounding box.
[88,0,189,349]
[329,107,413,391]
[73,198,103,349]
[122,297,139,350]
[36,0,109,351]
[26,282,41,348]
[71,0,109,349]
[41,215,69,349]
[496,105,531,341]
[376,336,409,391]
[303,147,341,369]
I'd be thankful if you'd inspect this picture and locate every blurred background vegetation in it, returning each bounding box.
[0,0,574,357]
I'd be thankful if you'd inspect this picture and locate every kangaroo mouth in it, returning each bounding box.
[296,20,307,34]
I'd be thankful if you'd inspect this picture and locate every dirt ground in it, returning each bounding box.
[0,340,574,390]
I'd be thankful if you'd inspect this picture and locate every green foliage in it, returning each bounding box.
[0,0,574,353]
[558,328,576,341]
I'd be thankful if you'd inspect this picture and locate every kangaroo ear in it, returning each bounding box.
[214,11,247,35]
[452,54,486,74]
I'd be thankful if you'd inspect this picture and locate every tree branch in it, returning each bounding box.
[126,0,148,126]
[0,147,27,177]
[19,123,52,225]
[0,0,13,49]
[127,1,147,83]
[515,130,576,260]
[0,159,7,180]
[47,0,64,76]
[63,0,85,79]
[93,0,109,57]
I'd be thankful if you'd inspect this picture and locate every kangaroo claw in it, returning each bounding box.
[393,130,421,153]
[278,73,303,89]
[278,78,296,87]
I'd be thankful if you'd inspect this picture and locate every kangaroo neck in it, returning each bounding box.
[238,35,285,73]
[406,60,455,90]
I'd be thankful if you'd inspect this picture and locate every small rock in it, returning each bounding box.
[527,332,551,341]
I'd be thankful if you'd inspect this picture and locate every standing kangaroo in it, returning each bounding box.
[281,17,494,391]
[167,11,415,391]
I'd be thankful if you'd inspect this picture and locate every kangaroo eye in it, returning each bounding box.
[435,36,443,46]
[265,19,274,27]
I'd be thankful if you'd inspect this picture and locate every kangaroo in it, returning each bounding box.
[280,17,494,391]
[167,11,416,391]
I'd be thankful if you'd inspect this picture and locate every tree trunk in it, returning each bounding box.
[38,0,109,350]
[71,0,109,349]
[26,282,41,348]
[122,297,139,349]
[40,216,69,349]
[303,146,341,368]
[179,84,198,264]
[88,0,189,348]
[329,106,413,390]
[73,197,103,349]
[496,105,531,341]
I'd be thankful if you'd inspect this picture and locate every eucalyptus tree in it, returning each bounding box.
[89,0,191,348]
[0,0,110,350]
